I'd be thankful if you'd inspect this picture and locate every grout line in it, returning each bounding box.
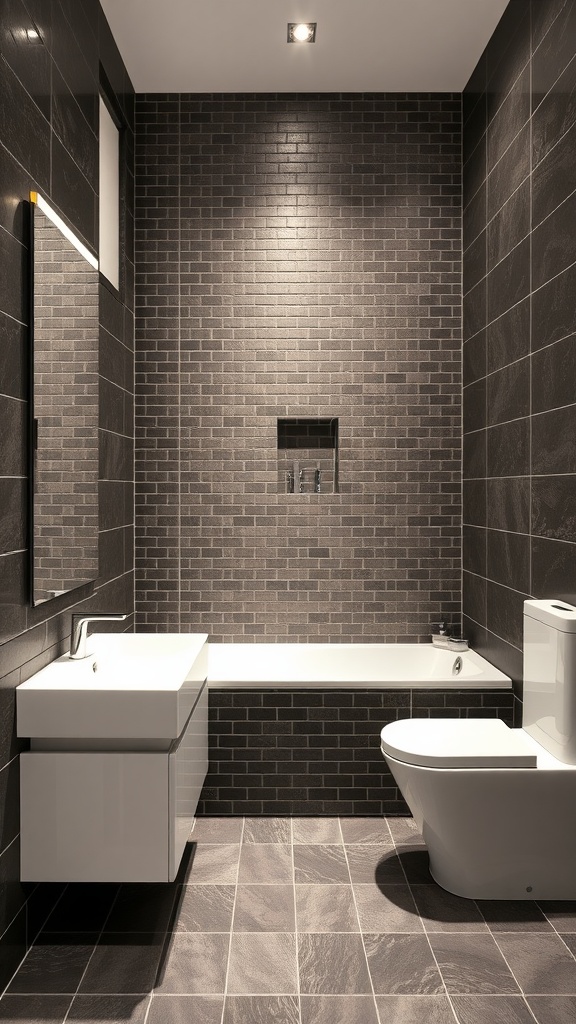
[340,819,381,1022]
[219,815,243,1022]
[61,884,123,1023]
[291,815,302,1023]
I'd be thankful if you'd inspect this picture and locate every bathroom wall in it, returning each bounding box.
[463,0,576,708]
[0,0,134,985]
[135,93,462,642]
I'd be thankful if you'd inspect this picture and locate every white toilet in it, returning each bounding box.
[380,599,576,900]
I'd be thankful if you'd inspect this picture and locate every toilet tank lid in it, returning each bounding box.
[380,718,538,769]
[524,599,576,632]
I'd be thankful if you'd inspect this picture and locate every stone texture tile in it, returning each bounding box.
[364,933,444,995]
[192,819,244,844]
[0,995,70,1022]
[339,818,393,845]
[298,933,372,995]
[234,885,296,932]
[227,933,298,995]
[353,884,422,933]
[300,994,379,1024]
[527,996,576,1024]
[155,933,230,995]
[293,846,350,884]
[6,934,97,994]
[346,846,405,885]
[479,901,553,933]
[173,885,235,932]
[295,885,359,933]
[243,818,291,843]
[78,934,165,994]
[238,844,293,884]
[67,994,151,1022]
[387,819,426,847]
[188,845,240,884]
[147,995,224,1024]
[539,902,576,932]
[293,819,342,845]
[375,995,456,1023]
[410,885,488,933]
[495,933,576,995]
[429,933,520,994]
[103,884,177,932]
[451,995,538,1024]
[223,995,300,1024]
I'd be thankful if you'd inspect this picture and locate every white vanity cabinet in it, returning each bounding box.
[17,633,209,882]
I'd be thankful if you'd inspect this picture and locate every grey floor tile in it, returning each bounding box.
[42,884,119,932]
[375,995,456,1023]
[298,933,372,995]
[527,995,576,1024]
[0,995,70,1022]
[294,845,350,884]
[227,932,297,994]
[295,884,359,933]
[410,885,488,933]
[6,934,97,995]
[147,995,224,1023]
[346,846,405,885]
[364,933,444,995]
[354,884,422,933]
[560,933,576,958]
[539,902,576,933]
[238,844,293,883]
[188,845,240,884]
[155,932,230,994]
[301,994,379,1024]
[103,884,177,932]
[67,994,151,1022]
[340,818,393,845]
[495,933,576,995]
[78,933,165,994]
[192,818,244,844]
[479,901,554,933]
[387,818,426,847]
[429,933,520,994]
[293,819,342,844]
[451,995,538,1024]
[173,885,235,932]
[223,995,300,1023]
[243,818,291,843]
[396,848,435,884]
[234,885,296,932]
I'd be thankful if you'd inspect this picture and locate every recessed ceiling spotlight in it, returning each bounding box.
[287,22,316,43]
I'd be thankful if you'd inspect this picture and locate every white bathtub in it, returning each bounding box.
[206,644,512,689]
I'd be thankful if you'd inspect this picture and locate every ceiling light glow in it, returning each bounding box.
[287,22,316,43]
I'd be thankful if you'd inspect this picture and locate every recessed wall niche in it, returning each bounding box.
[277,418,339,494]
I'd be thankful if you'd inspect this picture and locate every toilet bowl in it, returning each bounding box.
[380,599,576,900]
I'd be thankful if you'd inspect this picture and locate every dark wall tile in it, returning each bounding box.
[532,337,576,415]
[487,418,530,477]
[463,430,487,480]
[463,526,487,576]
[486,235,530,323]
[532,0,572,54]
[463,570,487,627]
[0,231,28,325]
[50,0,98,131]
[0,479,26,556]
[487,121,530,219]
[533,49,576,167]
[487,177,530,270]
[463,278,487,342]
[51,134,96,250]
[99,430,133,482]
[532,536,576,603]
[0,0,51,119]
[532,260,576,352]
[533,405,576,475]
[0,397,26,477]
[532,474,576,542]
[0,58,49,192]
[487,0,530,107]
[463,479,487,528]
[0,316,26,402]
[532,120,576,226]
[486,580,528,650]
[537,184,576,288]
[487,358,530,427]
[463,136,487,209]
[463,377,486,434]
[463,229,486,295]
[51,66,98,188]
[463,331,487,386]
[463,180,487,252]
[487,296,530,373]
[532,0,576,109]
[487,529,531,593]
[473,623,524,697]
[488,65,531,171]
[486,477,530,534]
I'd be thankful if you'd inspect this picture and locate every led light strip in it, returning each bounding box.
[30,191,98,270]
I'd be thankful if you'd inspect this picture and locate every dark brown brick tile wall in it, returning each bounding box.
[135,93,462,640]
[198,686,514,815]
[463,0,576,699]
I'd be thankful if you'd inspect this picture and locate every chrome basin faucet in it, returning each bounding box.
[69,613,127,660]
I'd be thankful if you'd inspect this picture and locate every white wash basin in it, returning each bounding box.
[17,633,208,741]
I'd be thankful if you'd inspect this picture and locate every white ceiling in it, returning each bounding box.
[101,0,510,94]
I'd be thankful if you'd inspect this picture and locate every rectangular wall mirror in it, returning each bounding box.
[29,192,100,606]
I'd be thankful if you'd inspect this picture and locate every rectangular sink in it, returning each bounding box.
[17,633,208,742]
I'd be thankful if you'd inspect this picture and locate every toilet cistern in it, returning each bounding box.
[70,613,127,659]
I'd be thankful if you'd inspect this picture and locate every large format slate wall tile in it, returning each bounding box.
[463,0,576,700]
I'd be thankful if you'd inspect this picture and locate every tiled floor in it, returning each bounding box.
[2,817,576,1023]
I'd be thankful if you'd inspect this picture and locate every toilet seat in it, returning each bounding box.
[380,718,538,769]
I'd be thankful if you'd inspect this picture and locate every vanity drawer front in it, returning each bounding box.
[170,680,209,879]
